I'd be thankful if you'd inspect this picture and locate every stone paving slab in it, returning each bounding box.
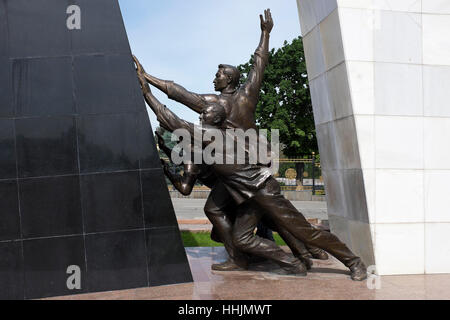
[45,247,450,300]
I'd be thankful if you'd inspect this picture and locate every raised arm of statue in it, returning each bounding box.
[243,9,273,106]
[162,163,199,196]
[133,56,193,135]
[156,131,201,196]
[133,55,216,114]
[133,55,171,94]
[163,81,217,114]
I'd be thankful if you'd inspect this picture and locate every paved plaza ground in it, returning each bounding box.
[47,247,450,300]
[44,199,450,300]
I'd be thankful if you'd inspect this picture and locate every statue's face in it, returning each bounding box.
[200,106,215,125]
[213,68,229,92]
[200,105,222,126]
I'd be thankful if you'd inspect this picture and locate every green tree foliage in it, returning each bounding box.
[238,36,318,158]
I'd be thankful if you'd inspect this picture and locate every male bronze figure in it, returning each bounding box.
[136,9,276,271]
[134,72,367,280]
[141,9,273,131]
[154,130,328,270]
[133,8,367,280]
[134,8,327,269]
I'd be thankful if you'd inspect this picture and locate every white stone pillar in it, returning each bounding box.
[297,0,450,275]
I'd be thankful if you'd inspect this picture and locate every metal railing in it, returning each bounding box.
[164,155,325,195]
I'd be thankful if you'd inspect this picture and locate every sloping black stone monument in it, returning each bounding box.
[0,0,192,299]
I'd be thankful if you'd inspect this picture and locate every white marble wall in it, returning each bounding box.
[297,0,450,275]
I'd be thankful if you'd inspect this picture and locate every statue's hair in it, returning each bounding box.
[218,64,240,88]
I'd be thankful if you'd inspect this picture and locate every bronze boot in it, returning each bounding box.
[294,253,313,270]
[308,247,329,260]
[278,260,308,276]
[350,260,368,281]
[212,258,248,271]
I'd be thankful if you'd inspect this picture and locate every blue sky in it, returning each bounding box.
[118,0,302,129]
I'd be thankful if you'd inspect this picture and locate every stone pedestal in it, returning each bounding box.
[0,0,192,299]
[297,0,450,275]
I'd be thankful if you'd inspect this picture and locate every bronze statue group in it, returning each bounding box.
[133,9,367,281]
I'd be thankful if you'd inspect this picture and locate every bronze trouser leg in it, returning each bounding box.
[306,245,326,256]
[252,178,361,268]
[204,183,248,267]
[232,203,300,269]
[264,221,324,258]
[276,228,310,257]
[260,217,309,257]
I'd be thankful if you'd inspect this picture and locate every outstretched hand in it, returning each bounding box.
[133,55,144,74]
[132,54,151,94]
[260,9,273,33]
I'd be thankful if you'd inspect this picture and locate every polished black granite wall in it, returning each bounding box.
[0,0,192,299]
